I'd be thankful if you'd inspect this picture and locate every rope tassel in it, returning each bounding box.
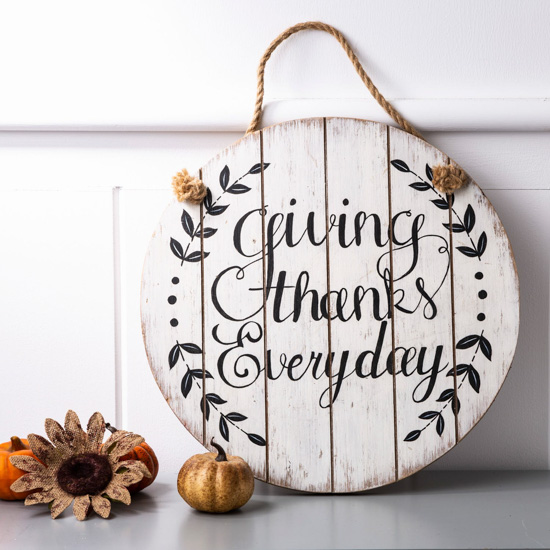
[172,169,207,204]
[432,165,469,194]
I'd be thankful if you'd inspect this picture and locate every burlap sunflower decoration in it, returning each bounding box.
[9,410,151,521]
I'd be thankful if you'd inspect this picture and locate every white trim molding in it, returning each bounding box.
[0,99,548,133]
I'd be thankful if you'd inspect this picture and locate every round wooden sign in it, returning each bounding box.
[141,118,519,492]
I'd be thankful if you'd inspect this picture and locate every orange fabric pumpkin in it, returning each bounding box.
[0,437,38,500]
[105,424,159,493]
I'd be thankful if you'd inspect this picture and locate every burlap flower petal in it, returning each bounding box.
[45,418,71,454]
[116,460,152,478]
[27,434,61,466]
[105,434,144,460]
[9,455,45,473]
[101,429,131,452]
[86,412,106,453]
[11,472,54,493]
[50,494,74,519]
[91,495,111,519]
[25,489,55,505]
[64,410,87,453]
[114,470,145,486]
[73,495,91,521]
[104,484,131,505]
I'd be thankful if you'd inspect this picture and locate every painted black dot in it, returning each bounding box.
[475,272,484,280]
[343,199,349,206]
[172,277,180,284]
[478,290,487,299]
[168,295,177,305]
[477,313,486,321]
[290,198,296,206]
[170,318,179,327]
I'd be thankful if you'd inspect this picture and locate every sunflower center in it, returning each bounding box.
[57,453,112,496]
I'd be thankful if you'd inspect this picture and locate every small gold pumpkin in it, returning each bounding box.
[177,439,254,513]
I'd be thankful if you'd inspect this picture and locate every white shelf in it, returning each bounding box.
[2,471,549,549]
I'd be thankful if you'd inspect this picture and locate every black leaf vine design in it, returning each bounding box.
[403,328,491,441]
[170,162,270,265]
[168,340,266,447]
[390,160,486,261]
[392,159,491,442]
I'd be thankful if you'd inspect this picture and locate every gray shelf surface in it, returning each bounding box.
[1,471,550,549]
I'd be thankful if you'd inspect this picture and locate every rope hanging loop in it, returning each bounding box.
[245,21,423,140]
[173,21,473,203]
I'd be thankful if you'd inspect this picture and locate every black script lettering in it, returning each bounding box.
[212,322,263,388]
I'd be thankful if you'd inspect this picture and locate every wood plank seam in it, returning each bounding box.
[386,126,399,482]
[260,130,270,482]
[446,157,459,442]
[199,169,206,446]
[322,118,335,493]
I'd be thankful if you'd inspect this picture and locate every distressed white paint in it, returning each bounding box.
[201,133,267,479]
[450,175,520,439]
[140,119,519,489]
[261,119,332,491]
[325,118,396,491]
[141,197,204,444]
[389,128,456,478]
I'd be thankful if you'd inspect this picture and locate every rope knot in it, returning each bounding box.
[432,165,468,194]
[172,169,207,204]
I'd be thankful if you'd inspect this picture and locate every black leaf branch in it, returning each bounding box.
[170,163,270,265]
[167,341,208,399]
[404,386,458,442]
[456,332,492,361]
[443,330,490,412]
[391,160,485,261]
[201,392,266,446]
[168,339,266,446]
[404,331,491,442]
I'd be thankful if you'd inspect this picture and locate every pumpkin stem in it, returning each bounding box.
[105,423,117,434]
[210,438,228,462]
[10,436,26,452]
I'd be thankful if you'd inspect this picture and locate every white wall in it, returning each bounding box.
[0,1,548,474]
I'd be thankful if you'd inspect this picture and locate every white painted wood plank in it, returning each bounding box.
[119,189,206,473]
[201,133,267,479]
[262,119,332,491]
[325,118,396,491]
[449,177,520,440]
[136,120,523,486]
[141,194,204,445]
[429,190,547,470]
[388,128,456,479]
[0,190,116,434]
